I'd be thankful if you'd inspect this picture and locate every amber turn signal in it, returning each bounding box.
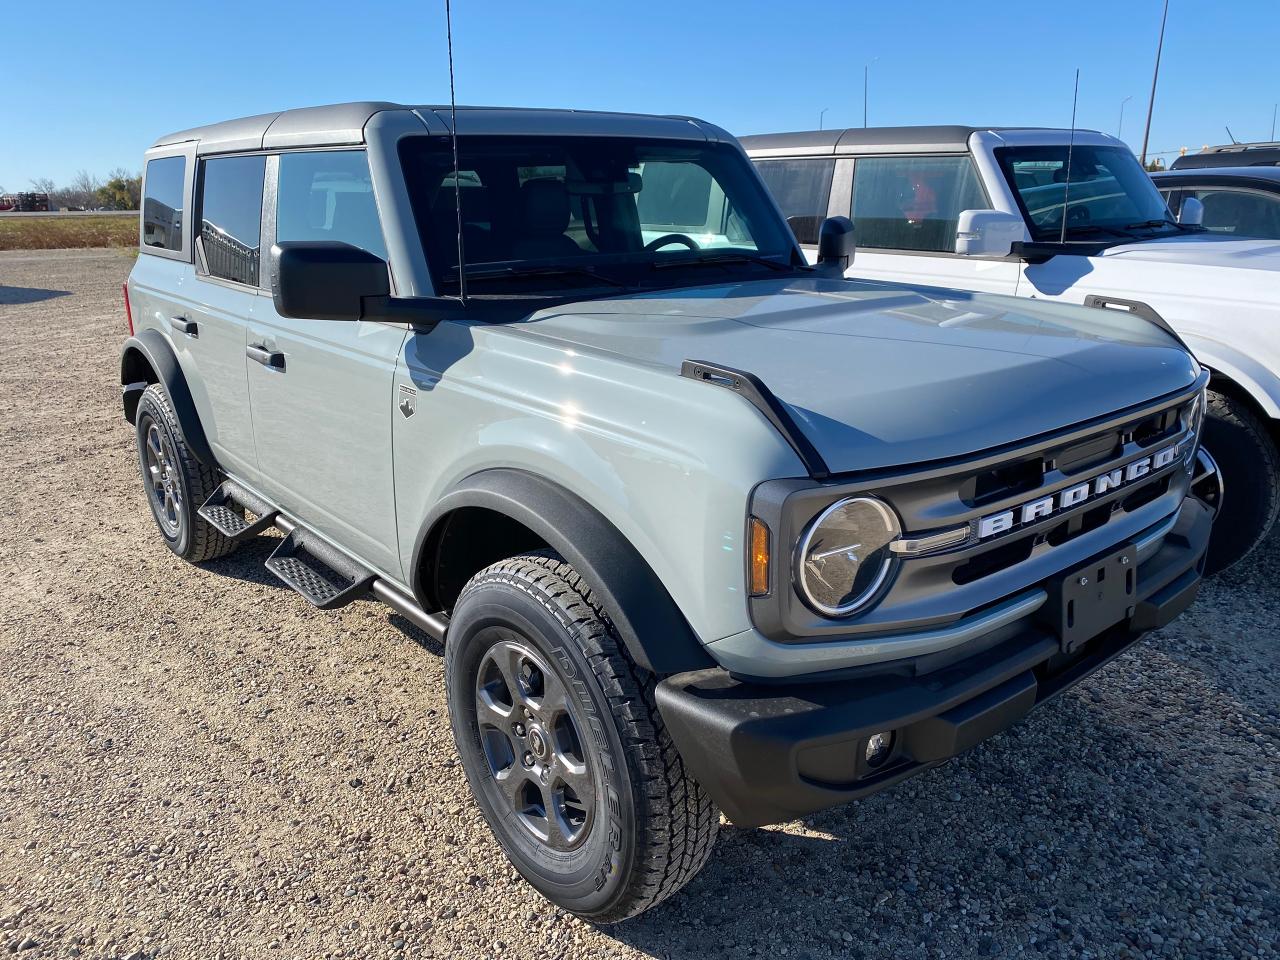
[748,517,770,597]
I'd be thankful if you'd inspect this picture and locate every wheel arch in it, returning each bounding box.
[412,468,715,676]
[120,329,215,466]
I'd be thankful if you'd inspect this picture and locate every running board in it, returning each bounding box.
[265,528,375,610]
[198,480,279,542]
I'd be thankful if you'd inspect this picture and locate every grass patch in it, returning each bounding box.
[0,216,137,251]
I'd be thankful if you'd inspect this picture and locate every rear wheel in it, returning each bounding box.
[445,552,719,922]
[1200,390,1280,575]
[134,383,237,563]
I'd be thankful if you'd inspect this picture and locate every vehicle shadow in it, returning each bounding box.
[0,285,71,305]
[603,662,1277,957]
[201,533,291,591]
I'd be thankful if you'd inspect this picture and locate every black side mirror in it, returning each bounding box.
[270,241,390,320]
[815,216,855,277]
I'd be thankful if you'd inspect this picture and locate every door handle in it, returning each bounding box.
[246,344,285,370]
[169,315,198,337]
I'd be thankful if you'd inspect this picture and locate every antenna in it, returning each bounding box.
[1225,125,1239,144]
[1059,68,1080,246]
[445,0,467,303]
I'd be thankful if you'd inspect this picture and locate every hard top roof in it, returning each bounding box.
[739,125,1103,157]
[150,101,725,154]
[1151,165,1280,182]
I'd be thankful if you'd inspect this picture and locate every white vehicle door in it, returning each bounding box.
[844,154,1022,295]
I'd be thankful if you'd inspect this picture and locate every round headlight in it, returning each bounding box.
[796,496,901,617]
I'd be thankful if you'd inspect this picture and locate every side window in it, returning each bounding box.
[851,156,987,252]
[276,150,387,260]
[636,161,714,230]
[198,155,266,285]
[142,156,186,252]
[1185,187,1280,240]
[752,158,835,244]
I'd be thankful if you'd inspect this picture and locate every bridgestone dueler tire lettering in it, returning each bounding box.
[444,552,719,922]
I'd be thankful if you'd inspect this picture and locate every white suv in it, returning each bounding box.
[743,125,1277,573]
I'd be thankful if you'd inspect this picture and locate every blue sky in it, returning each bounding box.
[1,0,1277,189]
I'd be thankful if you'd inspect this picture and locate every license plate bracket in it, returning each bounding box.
[1046,543,1138,654]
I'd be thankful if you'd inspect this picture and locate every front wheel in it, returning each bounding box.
[445,552,719,922]
[1200,390,1280,575]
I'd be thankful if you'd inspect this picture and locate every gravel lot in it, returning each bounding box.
[1,249,1277,960]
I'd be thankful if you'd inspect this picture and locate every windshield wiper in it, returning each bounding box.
[461,264,627,289]
[1061,223,1136,240]
[1122,218,1178,231]
[651,253,792,273]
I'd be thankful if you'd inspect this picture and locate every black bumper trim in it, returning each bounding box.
[656,496,1212,827]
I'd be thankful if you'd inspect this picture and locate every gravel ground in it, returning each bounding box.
[1,248,1277,960]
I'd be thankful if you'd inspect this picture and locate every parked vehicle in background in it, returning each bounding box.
[0,192,52,212]
[1152,167,1280,241]
[1171,142,1280,170]
[122,102,1214,921]
[743,124,1273,575]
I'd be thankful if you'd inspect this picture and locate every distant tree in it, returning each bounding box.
[97,168,142,210]
[1144,158,1167,172]
[63,170,104,210]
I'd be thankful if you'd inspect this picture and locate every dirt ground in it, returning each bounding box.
[1,249,1277,960]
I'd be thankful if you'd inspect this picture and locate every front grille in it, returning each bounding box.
[748,380,1204,644]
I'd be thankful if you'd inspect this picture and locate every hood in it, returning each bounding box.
[1099,233,1280,272]
[508,277,1199,474]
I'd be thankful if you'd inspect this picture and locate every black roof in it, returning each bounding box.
[1151,166,1280,185]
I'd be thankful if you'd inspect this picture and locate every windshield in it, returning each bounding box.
[995,144,1177,242]
[400,135,797,294]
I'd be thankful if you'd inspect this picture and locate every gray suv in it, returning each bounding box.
[121,101,1215,921]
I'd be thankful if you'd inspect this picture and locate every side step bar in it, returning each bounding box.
[198,480,279,542]
[268,516,450,641]
[265,527,375,610]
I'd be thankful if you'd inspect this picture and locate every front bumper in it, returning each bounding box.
[656,496,1211,827]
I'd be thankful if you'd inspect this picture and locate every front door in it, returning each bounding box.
[246,149,406,579]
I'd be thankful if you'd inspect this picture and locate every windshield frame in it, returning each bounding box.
[398,134,805,297]
[994,143,1179,243]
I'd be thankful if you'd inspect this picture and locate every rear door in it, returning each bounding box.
[154,149,263,483]
[844,155,1022,295]
[245,149,406,579]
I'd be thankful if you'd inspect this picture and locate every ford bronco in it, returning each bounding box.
[744,125,1266,575]
[122,103,1214,921]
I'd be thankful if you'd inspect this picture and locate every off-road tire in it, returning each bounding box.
[134,383,237,563]
[1202,390,1280,575]
[445,552,719,922]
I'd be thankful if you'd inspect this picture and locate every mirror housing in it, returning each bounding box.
[815,216,855,276]
[955,209,1024,257]
[270,241,390,321]
[1178,196,1205,226]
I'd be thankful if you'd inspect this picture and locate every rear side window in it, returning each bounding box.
[1183,186,1280,240]
[752,158,835,244]
[198,155,266,285]
[142,156,186,252]
[276,150,387,260]
[851,156,987,252]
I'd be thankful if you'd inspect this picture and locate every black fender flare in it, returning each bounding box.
[412,468,715,676]
[120,329,216,467]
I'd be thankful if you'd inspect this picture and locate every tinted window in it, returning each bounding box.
[995,145,1173,241]
[1185,187,1280,239]
[277,150,387,259]
[142,156,186,252]
[635,161,714,228]
[851,156,987,252]
[753,158,835,244]
[199,155,265,285]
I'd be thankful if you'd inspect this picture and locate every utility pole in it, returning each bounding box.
[1140,0,1169,166]
[1119,95,1133,140]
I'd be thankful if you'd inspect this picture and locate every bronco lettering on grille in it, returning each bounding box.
[976,443,1181,539]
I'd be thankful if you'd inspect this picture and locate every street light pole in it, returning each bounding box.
[819,107,829,131]
[1119,95,1133,140]
[1139,0,1169,166]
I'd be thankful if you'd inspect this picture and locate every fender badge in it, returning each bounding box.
[398,383,417,419]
